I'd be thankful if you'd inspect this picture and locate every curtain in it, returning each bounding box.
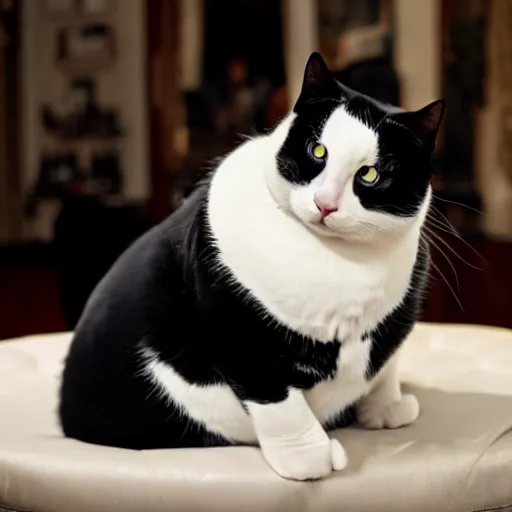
[0,1,23,245]
[477,0,512,240]
[493,0,512,184]
[0,22,9,245]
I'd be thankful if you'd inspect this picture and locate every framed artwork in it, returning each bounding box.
[41,0,76,19]
[317,0,392,70]
[78,0,115,16]
[56,23,116,74]
[316,0,399,107]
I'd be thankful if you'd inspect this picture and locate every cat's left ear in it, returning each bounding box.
[294,52,340,111]
[393,100,446,151]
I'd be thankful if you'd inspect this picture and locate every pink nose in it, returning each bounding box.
[314,199,338,218]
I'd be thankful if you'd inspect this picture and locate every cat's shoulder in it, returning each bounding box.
[79,182,211,317]
[119,181,210,270]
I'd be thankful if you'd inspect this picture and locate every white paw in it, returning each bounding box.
[330,438,348,470]
[260,435,347,481]
[358,393,420,430]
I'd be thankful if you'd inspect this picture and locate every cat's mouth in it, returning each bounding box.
[308,213,364,240]
[307,217,340,237]
[315,213,338,229]
[317,219,336,233]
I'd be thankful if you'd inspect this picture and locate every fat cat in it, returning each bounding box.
[59,53,444,481]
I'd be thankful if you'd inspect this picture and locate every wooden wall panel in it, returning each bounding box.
[146,0,183,223]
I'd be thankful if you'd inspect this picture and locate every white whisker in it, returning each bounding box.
[423,240,465,312]
[432,194,486,216]
[424,224,482,271]
[422,230,460,291]
[427,205,485,262]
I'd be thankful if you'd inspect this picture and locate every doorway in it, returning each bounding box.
[175,0,286,201]
[0,0,22,244]
[202,0,285,87]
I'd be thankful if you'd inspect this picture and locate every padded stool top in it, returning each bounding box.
[1,323,512,512]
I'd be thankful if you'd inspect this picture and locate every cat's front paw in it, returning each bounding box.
[261,436,347,481]
[358,393,419,430]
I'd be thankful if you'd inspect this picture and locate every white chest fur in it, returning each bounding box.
[207,138,419,344]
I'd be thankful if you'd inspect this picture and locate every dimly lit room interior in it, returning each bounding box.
[1,1,512,511]
[1,0,511,340]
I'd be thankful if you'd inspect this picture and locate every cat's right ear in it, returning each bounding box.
[391,100,446,151]
[294,53,340,111]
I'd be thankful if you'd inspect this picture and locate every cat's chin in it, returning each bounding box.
[303,218,372,243]
[305,221,344,239]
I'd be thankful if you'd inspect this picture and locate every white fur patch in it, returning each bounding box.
[207,129,424,342]
[357,356,420,429]
[141,347,255,443]
[143,337,372,444]
[247,389,347,480]
[358,393,420,429]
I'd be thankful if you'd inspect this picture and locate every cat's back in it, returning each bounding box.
[59,185,209,448]
[74,185,205,339]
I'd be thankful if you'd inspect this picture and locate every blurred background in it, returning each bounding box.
[0,0,510,340]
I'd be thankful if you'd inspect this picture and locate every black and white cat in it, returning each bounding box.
[59,53,444,481]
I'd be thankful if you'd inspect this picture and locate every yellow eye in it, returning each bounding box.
[312,143,327,159]
[359,166,379,184]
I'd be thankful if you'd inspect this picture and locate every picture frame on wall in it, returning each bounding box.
[41,0,76,19]
[56,23,116,74]
[78,0,115,16]
[317,0,392,70]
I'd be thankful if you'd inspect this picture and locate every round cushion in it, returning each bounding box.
[0,323,511,512]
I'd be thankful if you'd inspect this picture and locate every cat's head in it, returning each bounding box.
[265,52,445,243]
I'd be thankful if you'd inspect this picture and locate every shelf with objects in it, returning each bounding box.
[25,21,127,220]
[26,77,125,218]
